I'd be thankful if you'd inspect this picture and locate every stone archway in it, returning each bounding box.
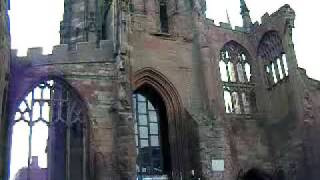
[133,68,186,179]
[7,77,89,180]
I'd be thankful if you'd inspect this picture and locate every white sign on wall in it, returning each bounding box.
[212,159,224,172]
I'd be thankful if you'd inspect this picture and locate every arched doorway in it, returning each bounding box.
[133,85,172,179]
[8,78,88,180]
[133,68,185,179]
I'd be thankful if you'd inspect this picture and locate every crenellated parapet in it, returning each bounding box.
[11,40,114,67]
[205,19,249,33]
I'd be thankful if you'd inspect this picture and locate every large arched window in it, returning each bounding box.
[10,79,87,180]
[258,31,289,88]
[219,41,255,114]
[133,87,171,179]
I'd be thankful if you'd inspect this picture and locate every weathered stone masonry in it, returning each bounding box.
[1,0,320,180]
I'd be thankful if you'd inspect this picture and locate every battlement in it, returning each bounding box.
[11,40,114,66]
[205,18,248,33]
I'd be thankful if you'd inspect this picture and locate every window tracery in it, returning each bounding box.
[219,41,255,114]
[10,79,87,180]
[133,92,170,179]
[258,31,289,88]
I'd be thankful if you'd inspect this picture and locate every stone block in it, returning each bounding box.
[52,44,68,54]
[11,49,17,57]
[27,47,43,57]
[219,22,232,30]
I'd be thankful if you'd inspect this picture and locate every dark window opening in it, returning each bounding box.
[98,0,112,41]
[100,8,109,40]
[159,1,169,33]
[9,79,87,180]
[133,85,171,179]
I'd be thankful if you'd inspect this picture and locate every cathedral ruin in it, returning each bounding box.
[0,0,320,179]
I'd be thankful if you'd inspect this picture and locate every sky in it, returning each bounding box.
[9,0,320,80]
[6,0,320,178]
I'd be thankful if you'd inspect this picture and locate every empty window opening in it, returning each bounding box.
[224,90,233,113]
[220,49,251,83]
[159,0,169,33]
[231,92,241,114]
[271,63,278,84]
[10,79,87,180]
[244,63,251,81]
[133,87,171,179]
[277,58,284,80]
[258,31,288,88]
[219,61,228,82]
[220,41,255,115]
[282,54,289,76]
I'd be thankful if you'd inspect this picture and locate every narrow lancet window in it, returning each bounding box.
[159,0,169,33]
[282,54,289,76]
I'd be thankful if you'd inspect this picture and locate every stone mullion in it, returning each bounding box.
[239,61,247,83]
[225,60,231,82]
[238,88,245,114]
[273,58,281,81]
[230,90,236,114]
[143,0,146,14]
[26,89,34,180]
[232,54,240,83]
[268,62,276,85]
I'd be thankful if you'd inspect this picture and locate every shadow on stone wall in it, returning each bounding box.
[237,168,286,180]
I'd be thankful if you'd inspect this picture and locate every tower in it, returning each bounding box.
[60,0,114,46]
[240,0,252,29]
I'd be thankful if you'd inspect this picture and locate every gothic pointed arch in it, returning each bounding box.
[219,41,255,114]
[7,77,90,180]
[133,67,184,178]
[133,68,183,119]
[258,31,289,88]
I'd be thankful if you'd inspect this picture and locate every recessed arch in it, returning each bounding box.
[220,40,253,63]
[257,31,284,60]
[133,67,184,178]
[219,41,255,114]
[7,77,90,180]
[257,31,289,87]
[11,76,89,117]
[133,68,183,120]
[133,85,172,178]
